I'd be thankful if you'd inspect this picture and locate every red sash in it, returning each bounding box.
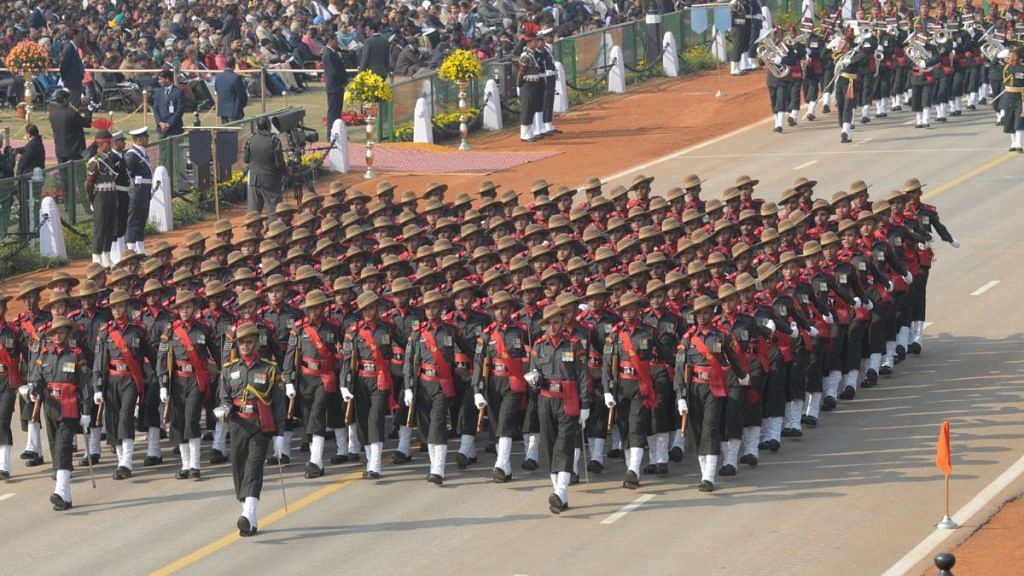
[689,334,727,398]
[492,329,526,394]
[172,323,211,398]
[619,331,658,409]
[0,341,23,387]
[421,328,456,399]
[357,324,394,392]
[108,327,145,399]
[540,379,580,417]
[303,324,339,393]
[47,382,79,419]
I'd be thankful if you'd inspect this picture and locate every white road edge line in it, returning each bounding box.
[970,280,1000,296]
[600,116,774,184]
[922,322,933,332]
[793,159,818,171]
[880,454,1024,576]
[600,494,654,524]
[0,493,14,502]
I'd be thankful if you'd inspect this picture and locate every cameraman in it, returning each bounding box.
[50,89,93,165]
[243,117,286,216]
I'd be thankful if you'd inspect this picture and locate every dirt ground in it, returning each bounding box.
[1,67,769,308]
[921,495,1024,576]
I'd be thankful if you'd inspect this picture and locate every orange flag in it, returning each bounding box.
[936,420,952,475]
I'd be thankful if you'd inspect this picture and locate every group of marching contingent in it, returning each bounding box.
[0,169,959,531]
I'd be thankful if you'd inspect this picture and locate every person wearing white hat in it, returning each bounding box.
[124,127,154,256]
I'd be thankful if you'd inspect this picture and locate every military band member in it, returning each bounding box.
[675,296,749,492]
[93,290,157,479]
[834,37,867,143]
[526,304,589,514]
[86,129,118,267]
[27,317,92,510]
[1000,49,1024,151]
[216,321,286,537]
[158,290,217,480]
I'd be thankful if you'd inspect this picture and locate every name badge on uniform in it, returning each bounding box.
[381,334,390,344]
[857,261,867,271]
[195,334,206,345]
[62,362,76,373]
[638,338,648,349]
[561,351,574,362]
[713,341,722,353]
[131,337,140,348]
[230,370,241,380]
[259,334,268,345]
[443,336,453,347]
[2,336,11,347]
[800,294,810,304]
[168,103,175,114]
[874,250,885,262]
[512,337,521,348]
[920,216,930,226]
[686,313,695,324]
[739,329,749,342]
[254,373,267,385]
[816,280,828,293]
[810,41,819,48]
[838,273,848,285]
[894,236,903,246]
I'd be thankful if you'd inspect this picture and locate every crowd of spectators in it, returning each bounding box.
[0,0,685,109]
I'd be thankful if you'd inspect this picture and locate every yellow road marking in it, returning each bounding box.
[922,152,1016,201]
[149,471,364,576]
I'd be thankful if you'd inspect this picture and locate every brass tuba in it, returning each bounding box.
[905,34,934,72]
[981,36,1008,61]
[757,34,791,79]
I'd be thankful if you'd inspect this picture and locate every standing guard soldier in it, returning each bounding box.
[283,290,344,479]
[109,131,132,258]
[158,290,217,480]
[93,290,157,479]
[28,316,92,510]
[339,292,402,480]
[472,291,530,483]
[0,295,24,479]
[215,321,286,537]
[601,292,662,490]
[539,28,561,137]
[526,304,589,514]
[403,290,471,485]
[518,32,545,142]
[124,127,154,255]
[675,296,749,493]
[86,129,118,267]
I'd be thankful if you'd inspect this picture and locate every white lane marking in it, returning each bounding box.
[854,138,873,146]
[793,159,818,171]
[600,494,655,524]
[903,120,915,125]
[0,493,14,502]
[923,322,933,331]
[880,454,1024,576]
[600,116,773,184]
[970,280,1000,296]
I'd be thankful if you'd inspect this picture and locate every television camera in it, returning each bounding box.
[270,109,339,201]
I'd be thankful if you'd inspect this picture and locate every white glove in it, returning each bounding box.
[525,370,541,386]
[677,398,688,415]
[853,297,862,309]
[93,391,103,405]
[739,375,750,386]
[887,281,894,292]
[809,326,819,338]
[160,387,169,403]
[764,319,776,334]
[213,405,230,423]
[579,408,590,424]
[951,238,960,248]
[285,383,296,398]
[903,272,913,284]
[340,387,355,402]
[403,388,414,407]
[89,203,94,212]
[578,303,590,312]
[80,415,91,429]
[864,300,874,311]
[604,392,616,408]
[18,384,30,400]
[789,321,799,338]
[474,393,487,409]
[824,313,834,325]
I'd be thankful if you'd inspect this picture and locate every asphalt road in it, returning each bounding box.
[2,103,1023,576]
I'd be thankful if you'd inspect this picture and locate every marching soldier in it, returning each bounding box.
[0,295,24,479]
[447,280,490,468]
[85,129,118,267]
[339,292,403,480]
[527,304,589,514]
[283,290,344,479]
[138,279,173,466]
[15,282,49,467]
[215,321,286,537]
[471,291,530,482]
[93,290,157,479]
[158,290,217,480]
[27,317,92,510]
[675,296,749,492]
[999,48,1024,151]
[402,290,472,485]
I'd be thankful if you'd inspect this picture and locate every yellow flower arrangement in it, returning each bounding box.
[438,49,483,83]
[4,40,50,76]
[344,71,393,104]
